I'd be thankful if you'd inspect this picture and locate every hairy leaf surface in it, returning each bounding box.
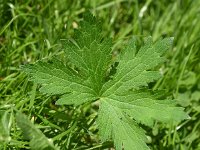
[23,12,188,150]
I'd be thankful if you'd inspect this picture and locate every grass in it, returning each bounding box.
[0,0,200,149]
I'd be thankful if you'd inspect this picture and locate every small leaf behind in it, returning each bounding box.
[16,112,58,150]
[0,110,11,143]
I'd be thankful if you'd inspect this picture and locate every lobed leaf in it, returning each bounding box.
[23,12,188,150]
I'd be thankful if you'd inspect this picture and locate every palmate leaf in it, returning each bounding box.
[23,12,188,150]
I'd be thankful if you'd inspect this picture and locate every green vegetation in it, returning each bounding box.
[0,0,200,150]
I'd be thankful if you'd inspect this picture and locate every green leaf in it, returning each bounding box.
[97,91,187,149]
[23,58,97,105]
[0,110,11,143]
[98,99,149,150]
[23,12,112,106]
[23,12,188,150]
[16,112,58,150]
